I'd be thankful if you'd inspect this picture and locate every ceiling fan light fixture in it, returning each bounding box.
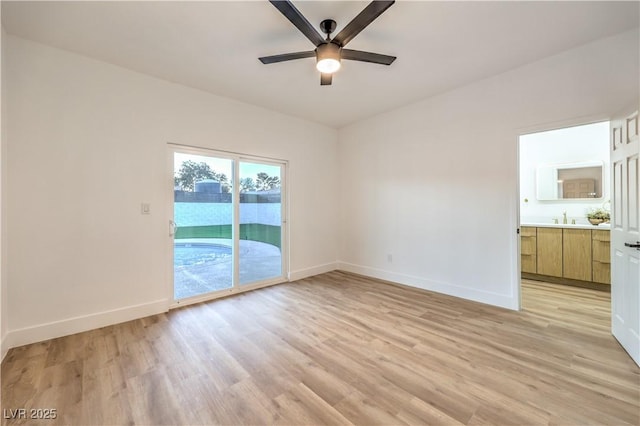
[316,43,341,74]
[316,58,341,73]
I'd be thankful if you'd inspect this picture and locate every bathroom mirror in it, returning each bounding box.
[536,161,604,201]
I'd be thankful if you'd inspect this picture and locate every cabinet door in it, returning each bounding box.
[537,228,563,277]
[563,229,592,281]
[592,230,611,284]
[520,227,537,273]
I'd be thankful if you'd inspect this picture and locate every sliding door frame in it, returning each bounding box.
[168,143,289,308]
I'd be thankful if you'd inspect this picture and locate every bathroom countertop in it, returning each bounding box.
[521,222,610,230]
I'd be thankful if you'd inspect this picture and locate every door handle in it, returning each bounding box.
[169,220,178,237]
[624,241,640,248]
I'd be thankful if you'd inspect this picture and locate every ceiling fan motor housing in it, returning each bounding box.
[316,42,341,61]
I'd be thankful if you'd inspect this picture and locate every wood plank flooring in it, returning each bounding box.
[2,272,638,425]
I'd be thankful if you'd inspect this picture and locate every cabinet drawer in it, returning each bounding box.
[593,261,611,284]
[521,226,537,237]
[592,229,610,242]
[521,235,536,255]
[592,239,610,263]
[521,253,537,274]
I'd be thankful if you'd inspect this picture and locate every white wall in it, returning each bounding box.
[337,29,639,310]
[4,35,338,349]
[520,122,610,224]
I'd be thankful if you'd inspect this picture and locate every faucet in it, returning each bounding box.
[553,218,559,224]
[562,211,568,224]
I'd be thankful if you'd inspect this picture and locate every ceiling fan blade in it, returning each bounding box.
[320,73,333,86]
[341,49,396,65]
[259,51,315,64]
[331,1,395,47]
[269,0,326,47]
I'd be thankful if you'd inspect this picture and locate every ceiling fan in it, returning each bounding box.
[259,0,396,86]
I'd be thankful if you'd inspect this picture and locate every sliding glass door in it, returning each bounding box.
[172,152,234,300]
[239,161,283,285]
[171,147,286,303]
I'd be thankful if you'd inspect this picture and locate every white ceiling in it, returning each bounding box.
[2,1,639,128]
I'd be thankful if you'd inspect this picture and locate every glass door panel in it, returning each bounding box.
[238,161,283,285]
[173,152,234,299]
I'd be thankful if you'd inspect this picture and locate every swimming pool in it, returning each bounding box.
[174,243,232,266]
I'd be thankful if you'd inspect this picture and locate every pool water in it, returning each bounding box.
[174,243,232,266]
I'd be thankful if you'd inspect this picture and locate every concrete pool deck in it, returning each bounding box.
[173,238,282,300]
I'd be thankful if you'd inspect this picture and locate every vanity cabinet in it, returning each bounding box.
[592,230,611,284]
[521,226,610,287]
[536,228,563,277]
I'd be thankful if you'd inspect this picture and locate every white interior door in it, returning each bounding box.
[611,109,640,367]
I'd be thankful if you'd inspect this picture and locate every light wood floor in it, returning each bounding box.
[2,272,639,425]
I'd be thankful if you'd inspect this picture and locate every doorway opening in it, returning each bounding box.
[518,121,611,308]
[170,146,287,304]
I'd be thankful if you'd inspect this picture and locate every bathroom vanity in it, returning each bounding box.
[520,224,610,290]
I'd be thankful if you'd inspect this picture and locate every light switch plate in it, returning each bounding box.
[141,203,151,215]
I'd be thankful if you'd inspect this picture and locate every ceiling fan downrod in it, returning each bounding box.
[320,19,337,41]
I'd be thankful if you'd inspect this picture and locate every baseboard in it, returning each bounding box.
[3,298,170,352]
[337,262,518,310]
[289,262,338,282]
